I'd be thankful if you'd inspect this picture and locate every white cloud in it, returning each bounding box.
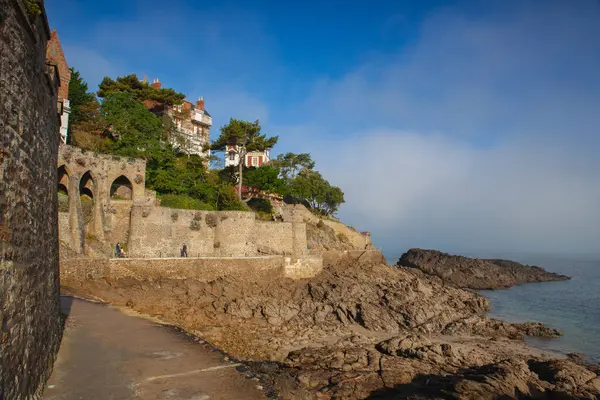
[277,1,600,257]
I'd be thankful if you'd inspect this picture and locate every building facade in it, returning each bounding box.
[225,145,271,168]
[147,79,212,159]
[45,29,71,144]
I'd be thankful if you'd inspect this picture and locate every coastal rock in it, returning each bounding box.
[397,248,570,289]
[61,260,597,399]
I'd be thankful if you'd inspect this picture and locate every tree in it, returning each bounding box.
[243,165,287,195]
[68,68,96,129]
[211,119,278,200]
[272,152,315,183]
[97,74,185,106]
[289,169,345,216]
[100,91,165,158]
[69,98,109,152]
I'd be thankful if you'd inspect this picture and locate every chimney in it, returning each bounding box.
[196,96,205,111]
[151,78,161,89]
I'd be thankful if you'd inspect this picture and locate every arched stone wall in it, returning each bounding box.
[57,145,146,254]
[110,175,133,200]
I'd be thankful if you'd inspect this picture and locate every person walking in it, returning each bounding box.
[115,242,121,258]
[181,243,188,257]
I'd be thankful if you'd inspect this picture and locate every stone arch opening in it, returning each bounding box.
[58,165,70,213]
[110,175,133,200]
[79,171,95,226]
[57,165,69,195]
[79,171,94,200]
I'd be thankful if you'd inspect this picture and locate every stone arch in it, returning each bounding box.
[79,171,95,200]
[57,165,69,195]
[110,175,133,200]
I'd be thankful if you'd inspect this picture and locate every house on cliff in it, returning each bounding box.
[45,29,71,144]
[225,145,271,168]
[144,78,212,159]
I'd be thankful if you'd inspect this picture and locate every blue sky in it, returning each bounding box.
[45,0,600,258]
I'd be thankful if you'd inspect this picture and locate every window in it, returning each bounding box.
[251,156,259,166]
[229,151,235,161]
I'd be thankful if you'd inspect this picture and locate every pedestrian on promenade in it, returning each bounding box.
[181,243,188,257]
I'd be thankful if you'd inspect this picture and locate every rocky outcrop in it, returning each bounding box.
[397,248,570,289]
[61,259,597,399]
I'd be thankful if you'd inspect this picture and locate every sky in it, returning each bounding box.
[45,0,600,260]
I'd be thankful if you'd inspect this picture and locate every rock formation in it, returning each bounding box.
[61,259,598,399]
[397,248,570,290]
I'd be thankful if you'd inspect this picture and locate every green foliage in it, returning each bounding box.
[289,170,345,216]
[247,198,273,214]
[216,185,248,211]
[243,165,287,194]
[272,152,315,183]
[211,119,278,153]
[97,74,185,106]
[211,118,278,200]
[159,194,214,211]
[68,68,96,128]
[101,92,166,157]
[24,0,41,17]
[58,193,69,212]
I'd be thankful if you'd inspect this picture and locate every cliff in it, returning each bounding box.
[397,248,570,290]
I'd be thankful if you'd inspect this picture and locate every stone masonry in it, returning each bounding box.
[0,1,63,398]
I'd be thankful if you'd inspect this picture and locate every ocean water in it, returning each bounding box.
[479,255,600,362]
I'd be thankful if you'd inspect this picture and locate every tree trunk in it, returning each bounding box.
[237,149,244,201]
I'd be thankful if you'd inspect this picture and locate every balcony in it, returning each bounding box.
[192,110,212,126]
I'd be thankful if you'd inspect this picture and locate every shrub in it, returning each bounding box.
[205,213,218,228]
[58,193,69,212]
[158,194,214,211]
[190,219,201,230]
[247,198,273,214]
[255,211,273,221]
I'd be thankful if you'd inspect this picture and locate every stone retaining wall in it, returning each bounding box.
[60,255,324,284]
[321,250,388,267]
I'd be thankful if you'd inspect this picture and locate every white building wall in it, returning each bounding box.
[59,99,70,144]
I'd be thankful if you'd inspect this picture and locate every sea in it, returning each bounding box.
[479,254,600,363]
[386,251,600,362]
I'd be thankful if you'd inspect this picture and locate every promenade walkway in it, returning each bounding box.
[43,296,266,400]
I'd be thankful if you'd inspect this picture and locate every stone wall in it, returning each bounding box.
[61,256,293,284]
[254,221,295,255]
[275,203,373,251]
[57,145,146,254]
[0,1,63,398]
[127,206,308,259]
[321,250,388,267]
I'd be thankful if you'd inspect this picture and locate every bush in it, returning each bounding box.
[158,194,215,211]
[58,193,69,212]
[190,219,201,230]
[247,198,273,214]
[205,213,218,228]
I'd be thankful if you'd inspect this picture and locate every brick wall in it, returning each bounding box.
[0,1,63,397]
